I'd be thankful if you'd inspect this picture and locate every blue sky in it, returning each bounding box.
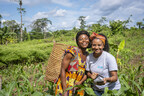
[0,0,144,31]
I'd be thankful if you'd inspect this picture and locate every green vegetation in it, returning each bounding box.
[0,29,144,96]
[0,11,144,95]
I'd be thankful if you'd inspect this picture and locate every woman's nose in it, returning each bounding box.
[95,46,99,49]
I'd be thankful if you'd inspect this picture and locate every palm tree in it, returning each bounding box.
[18,0,26,41]
[13,0,26,41]
[136,22,143,29]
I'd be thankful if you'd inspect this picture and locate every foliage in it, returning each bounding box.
[31,18,52,39]
[136,22,143,29]
[0,40,53,67]
[78,16,86,30]
[0,17,144,96]
[0,63,50,96]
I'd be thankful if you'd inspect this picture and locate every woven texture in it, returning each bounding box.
[45,43,69,82]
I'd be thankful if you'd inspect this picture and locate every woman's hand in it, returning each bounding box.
[74,81,82,90]
[63,91,67,96]
[96,78,107,85]
[90,72,98,79]
[75,81,82,86]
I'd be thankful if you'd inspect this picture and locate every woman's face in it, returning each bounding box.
[92,38,104,54]
[78,34,89,49]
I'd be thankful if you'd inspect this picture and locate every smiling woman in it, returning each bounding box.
[86,32,121,96]
[55,30,90,96]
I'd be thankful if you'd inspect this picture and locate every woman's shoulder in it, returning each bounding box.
[87,53,93,58]
[103,51,116,59]
[65,46,78,56]
[67,46,77,49]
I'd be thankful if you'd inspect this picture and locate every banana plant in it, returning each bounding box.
[116,40,125,69]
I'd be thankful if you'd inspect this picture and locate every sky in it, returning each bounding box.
[0,0,144,31]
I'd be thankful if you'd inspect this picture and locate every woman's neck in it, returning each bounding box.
[93,51,103,58]
[78,47,86,54]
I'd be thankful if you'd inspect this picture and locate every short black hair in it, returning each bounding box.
[76,30,90,48]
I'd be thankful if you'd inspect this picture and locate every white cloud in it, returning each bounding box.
[85,16,90,21]
[61,22,67,27]
[1,19,6,23]
[54,9,67,17]
[33,12,49,20]
[87,21,95,26]
[2,0,144,31]
[31,9,67,21]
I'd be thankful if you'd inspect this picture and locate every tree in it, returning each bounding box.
[31,18,52,39]
[97,17,107,25]
[0,29,4,44]
[3,20,19,32]
[78,16,86,30]
[87,23,102,33]
[0,14,2,29]
[3,20,20,42]
[18,0,26,41]
[109,20,124,35]
[29,31,43,40]
[13,0,26,41]
[23,27,27,41]
[136,22,143,29]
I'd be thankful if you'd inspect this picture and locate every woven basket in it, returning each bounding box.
[45,43,69,82]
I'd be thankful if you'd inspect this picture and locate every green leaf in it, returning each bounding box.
[65,86,73,91]
[36,75,45,84]
[20,75,33,92]
[120,78,130,89]
[141,90,144,96]
[118,40,125,51]
[85,87,96,96]
[104,87,109,94]
[31,91,43,96]
[130,80,142,92]
[7,81,16,96]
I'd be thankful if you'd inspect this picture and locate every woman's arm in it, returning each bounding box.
[75,75,87,85]
[60,53,73,92]
[96,71,118,85]
[104,71,118,83]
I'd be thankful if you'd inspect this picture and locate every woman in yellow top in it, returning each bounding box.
[55,31,90,96]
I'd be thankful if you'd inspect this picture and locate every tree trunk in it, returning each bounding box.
[20,5,23,41]
[44,32,46,39]
[43,28,46,39]
[0,37,2,45]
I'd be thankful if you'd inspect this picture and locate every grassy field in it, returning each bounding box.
[0,30,144,96]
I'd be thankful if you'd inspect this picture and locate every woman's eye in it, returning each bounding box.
[79,38,89,41]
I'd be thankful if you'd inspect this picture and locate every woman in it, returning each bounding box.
[55,31,90,96]
[86,32,121,96]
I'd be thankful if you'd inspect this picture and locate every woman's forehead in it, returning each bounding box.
[79,34,88,38]
[92,38,103,43]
